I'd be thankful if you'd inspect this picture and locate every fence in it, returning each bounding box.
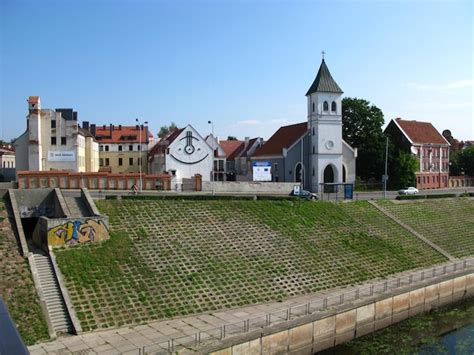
[131,258,474,354]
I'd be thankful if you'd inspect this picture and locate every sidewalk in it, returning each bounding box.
[28,258,473,354]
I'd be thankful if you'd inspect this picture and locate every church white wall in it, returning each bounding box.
[342,142,356,184]
[166,154,213,182]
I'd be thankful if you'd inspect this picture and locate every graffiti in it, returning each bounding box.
[48,219,108,247]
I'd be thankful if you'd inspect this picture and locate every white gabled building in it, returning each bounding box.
[148,124,214,183]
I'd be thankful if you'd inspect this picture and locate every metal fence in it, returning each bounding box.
[131,258,474,354]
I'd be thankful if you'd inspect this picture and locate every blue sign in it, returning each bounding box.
[252,161,272,167]
[344,184,353,199]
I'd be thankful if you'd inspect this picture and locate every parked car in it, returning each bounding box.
[289,189,318,200]
[398,187,419,195]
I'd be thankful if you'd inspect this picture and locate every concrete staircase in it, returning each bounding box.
[64,195,90,217]
[32,251,73,334]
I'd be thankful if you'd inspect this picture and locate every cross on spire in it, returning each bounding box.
[321,50,325,60]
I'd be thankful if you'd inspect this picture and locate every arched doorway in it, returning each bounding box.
[295,163,303,183]
[342,165,347,183]
[323,165,335,192]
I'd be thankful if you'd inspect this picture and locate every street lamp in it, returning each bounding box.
[136,118,148,192]
[208,120,215,195]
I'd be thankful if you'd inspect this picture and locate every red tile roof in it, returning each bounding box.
[94,125,153,143]
[149,128,184,156]
[219,140,244,157]
[395,118,448,145]
[253,122,308,156]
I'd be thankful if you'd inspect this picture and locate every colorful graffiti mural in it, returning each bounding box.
[48,219,109,247]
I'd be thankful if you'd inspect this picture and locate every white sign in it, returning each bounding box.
[252,161,272,181]
[48,150,76,162]
[293,185,301,195]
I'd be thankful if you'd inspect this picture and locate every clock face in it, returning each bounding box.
[169,130,209,164]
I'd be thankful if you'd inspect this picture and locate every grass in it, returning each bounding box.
[52,198,452,331]
[379,198,474,258]
[0,199,49,345]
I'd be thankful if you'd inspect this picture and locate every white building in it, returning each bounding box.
[14,96,99,173]
[148,124,214,183]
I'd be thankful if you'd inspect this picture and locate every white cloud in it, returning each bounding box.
[407,80,473,92]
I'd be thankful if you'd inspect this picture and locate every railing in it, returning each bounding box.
[131,258,474,354]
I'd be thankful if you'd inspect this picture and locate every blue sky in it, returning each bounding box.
[1,0,472,142]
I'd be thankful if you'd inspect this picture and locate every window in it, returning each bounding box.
[129,145,133,151]
[417,177,420,183]
[61,137,66,145]
[312,102,315,112]
[51,137,57,145]
[138,145,141,151]
[331,101,337,112]
[51,120,56,129]
[129,157,133,166]
[312,168,315,176]
[423,176,426,183]
[105,145,109,151]
[99,158,104,166]
[105,158,109,166]
[323,101,329,111]
[119,145,123,151]
[274,163,278,172]
[312,145,315,154]
[118,158,123,166]
[99,145,103,151]
[312,127,315,136]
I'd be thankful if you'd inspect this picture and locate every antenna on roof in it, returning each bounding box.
[321,50,325,60]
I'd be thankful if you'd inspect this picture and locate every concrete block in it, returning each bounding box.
[356,303,375,325]
[313,316,335,340]
[453,276,466,293]
[335,310,356,335]
[375,298,393,321]
[424,298,439,312]
[335,330,355,345]
[392,292,409,313]
[248,338,261,355]
[374,317,392,331]
[355,323,375,338]
[439,280,453,298]
[312,338,335,353]
[232,342,250,355]
[392,310,409,324]
[439,294,453,307]
[288,344,313,355]
[424,284,439,303]
[262,330,288,354]
[409,288,425,308]
[210,348,232,355]
[452,290,465,302]
[289,323,313,351]
[466,274,474,289]
[408,305,424,317]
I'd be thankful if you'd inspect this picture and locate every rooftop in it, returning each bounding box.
[253,122,307,157]
[306,59,343,96]
[394,118,449,145]
[94,125,153,144]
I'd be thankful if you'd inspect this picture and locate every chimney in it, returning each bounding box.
[119,124,122,130]
[102,125,106,130]
[90,124,96,136]
[244,137,250,148]
[110,124,113,137]
[82,121,90,130]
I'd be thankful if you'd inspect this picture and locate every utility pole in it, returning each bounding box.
[384,136,389,199]
[208,120,215,196]
[136,118,148,192]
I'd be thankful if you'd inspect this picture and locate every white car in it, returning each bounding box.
[398,187,419,195]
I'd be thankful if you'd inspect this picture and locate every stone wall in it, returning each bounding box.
[207,272,474,355]
[202,181,298,194]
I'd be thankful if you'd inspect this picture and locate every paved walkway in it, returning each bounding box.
[28,258,473,354]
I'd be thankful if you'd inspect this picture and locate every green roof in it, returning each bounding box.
[306,59,343,95]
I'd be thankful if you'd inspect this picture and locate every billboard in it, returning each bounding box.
[252,161,272,181]
[48,150,76,162]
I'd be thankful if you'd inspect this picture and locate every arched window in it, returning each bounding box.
[323,101,329,111]
[312,102,315,113]
[331,101,337,112]
[312,127,315,136]
[2,162,5,168]
[312,145,315,154]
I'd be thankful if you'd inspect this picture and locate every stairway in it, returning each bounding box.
[32,251,73,334]
[64,196,90,217]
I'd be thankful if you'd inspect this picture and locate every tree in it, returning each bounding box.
[458,145,474,176]
[388,149,418,188]
[342,98,386,180]
[227,136,237,141]
[158,122,178,139]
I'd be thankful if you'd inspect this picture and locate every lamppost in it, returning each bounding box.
[208,120,215,195]
[136,118,148,192]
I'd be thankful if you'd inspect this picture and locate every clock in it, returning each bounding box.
[169,130,210,164]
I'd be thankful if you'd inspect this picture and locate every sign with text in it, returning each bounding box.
[252,161,272,181]
[48,150,76,162]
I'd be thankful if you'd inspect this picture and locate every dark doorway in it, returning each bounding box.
[343,165,347,183]
[295,163,303,183]
[324,165,335,193]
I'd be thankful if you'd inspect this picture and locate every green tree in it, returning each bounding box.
[458,145,474,176]
[227,136,237,141]
[158,122,178,139]
[342,97,386,180]
[388,149,418,188]
[449,150,463,176]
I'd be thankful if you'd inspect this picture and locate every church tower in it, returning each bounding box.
[306,58,344,192]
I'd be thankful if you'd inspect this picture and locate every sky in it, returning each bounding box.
[1,0,473,143]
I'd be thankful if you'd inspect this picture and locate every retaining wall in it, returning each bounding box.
[202,181,298,194]
[206,271,474,355]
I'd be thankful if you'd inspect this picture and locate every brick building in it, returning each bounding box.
[384,118,450,189]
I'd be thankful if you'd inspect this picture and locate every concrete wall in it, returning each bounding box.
[13,188,66,218]
[207,272,474,355]
[202,181,298,194]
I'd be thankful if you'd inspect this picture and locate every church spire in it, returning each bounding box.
[305,58,343,96]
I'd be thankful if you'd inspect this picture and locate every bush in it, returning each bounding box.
[105,195,118,200]
[426,194,457,199]
[396,195,427,200]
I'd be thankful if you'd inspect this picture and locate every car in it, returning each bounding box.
[398,187,419,195]
[289,189,318,200]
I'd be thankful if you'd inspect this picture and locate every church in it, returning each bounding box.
[251,58,357,192]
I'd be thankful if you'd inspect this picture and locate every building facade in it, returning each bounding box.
[384,118,450,189]
[14,96,99,173]
[87,123,153,174]
[251,59,356,192]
